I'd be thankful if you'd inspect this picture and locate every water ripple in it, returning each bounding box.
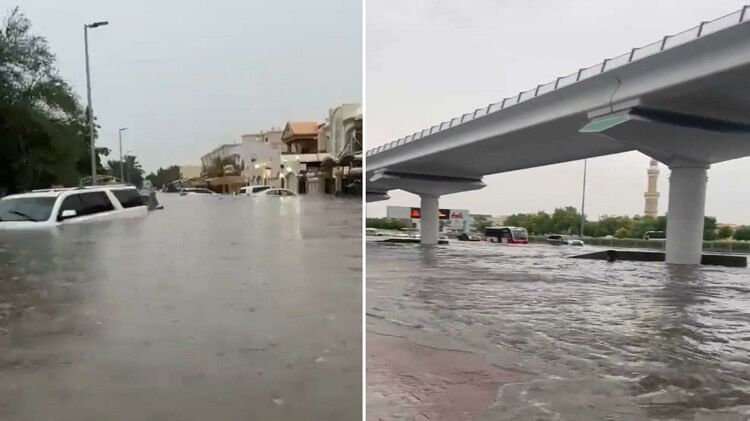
[368,240,750,420]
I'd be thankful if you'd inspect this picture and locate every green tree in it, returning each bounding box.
[366,218,409,230]
[718,225,733,240]
[654,216,668,232]
[631,216,657,239]
[703,229,718,241]
[529,211,553,234]
[733,226,750,241]
[598,215,633,237]
[504,213,529,229]
[614,227,631,238]
[551,206,580,235]
[146,165,182,189]
[700,216,719,241]
[583,221,603,237]
[471,215,493,233]
[0,8,96,193]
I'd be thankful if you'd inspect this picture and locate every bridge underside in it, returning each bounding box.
[372,60,750,179]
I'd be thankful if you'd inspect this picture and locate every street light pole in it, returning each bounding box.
[118,127,128,182]
[580,159,588,238]
[83,21,108,186]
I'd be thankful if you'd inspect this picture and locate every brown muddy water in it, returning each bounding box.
[0,193,361,421]
[367,240,750,420]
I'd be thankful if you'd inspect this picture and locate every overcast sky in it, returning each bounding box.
[366,0,750,224]
[5,0,361,173]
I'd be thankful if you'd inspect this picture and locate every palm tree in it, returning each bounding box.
[107,154,144,187]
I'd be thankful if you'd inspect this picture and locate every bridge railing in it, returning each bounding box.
[367,6,749,159]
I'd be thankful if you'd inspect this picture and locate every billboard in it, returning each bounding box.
[409,207,453,220]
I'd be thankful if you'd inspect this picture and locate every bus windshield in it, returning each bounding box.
[511,229,528,240]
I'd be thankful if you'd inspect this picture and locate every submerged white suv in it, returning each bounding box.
[0,185,148,230]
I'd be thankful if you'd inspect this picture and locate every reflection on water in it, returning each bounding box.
[0,194,361,421]
[367,241,750,420]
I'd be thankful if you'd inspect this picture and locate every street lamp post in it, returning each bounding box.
[118,127,128,182]
[84,21,109,185]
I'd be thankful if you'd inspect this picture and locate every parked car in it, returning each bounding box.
[0,185,148,230]
[366,228,384,236]
[548,234,584,246]
[458,233,482,241]
[179,188,216,196]
[239,185,271,196]
[566,238,585,246]
[261,188,296,197]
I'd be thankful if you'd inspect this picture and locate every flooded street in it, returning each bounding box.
[367,241,750,420]
[0,194,361,421]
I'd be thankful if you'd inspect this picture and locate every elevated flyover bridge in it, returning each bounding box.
[366,7,750,265]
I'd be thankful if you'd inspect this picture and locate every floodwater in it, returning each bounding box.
[367,240,750,420]
[0,193,361,421]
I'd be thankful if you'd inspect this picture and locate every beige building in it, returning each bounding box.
[320,104,363,195]
[200,143,243,174]
[326,103,362,158]
[199,143,246,193]
[179,165,202,179]
[282,121,322,154]
[240,130,284,187]
[280,121,331,194]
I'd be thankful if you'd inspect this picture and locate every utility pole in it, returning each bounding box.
[83,21,108,185]
[118,127,128,182]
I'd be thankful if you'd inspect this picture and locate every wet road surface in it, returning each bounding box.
[0,193,361,421]
[367,240,750,420]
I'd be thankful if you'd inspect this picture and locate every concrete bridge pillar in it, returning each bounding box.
[420,194,440,245]
[666,163,709,265]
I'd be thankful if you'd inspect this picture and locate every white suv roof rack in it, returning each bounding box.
[31,184,135,193]
[30,187,76,193]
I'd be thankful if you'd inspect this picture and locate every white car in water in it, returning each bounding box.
[0,185,148,230]
[238,185,271,196]
[179,188,216,196]
[260,188,296,197]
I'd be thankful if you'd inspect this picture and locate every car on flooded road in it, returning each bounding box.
[238,185,271,196]
[0,185,148,230]
[547,234,584,246]
[179,188,216,196]
[259,188,296,197]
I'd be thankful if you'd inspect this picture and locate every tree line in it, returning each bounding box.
[0,8,188,193]
[0,8,100,194]
[488,207,750,241]
[367,207,750,241]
